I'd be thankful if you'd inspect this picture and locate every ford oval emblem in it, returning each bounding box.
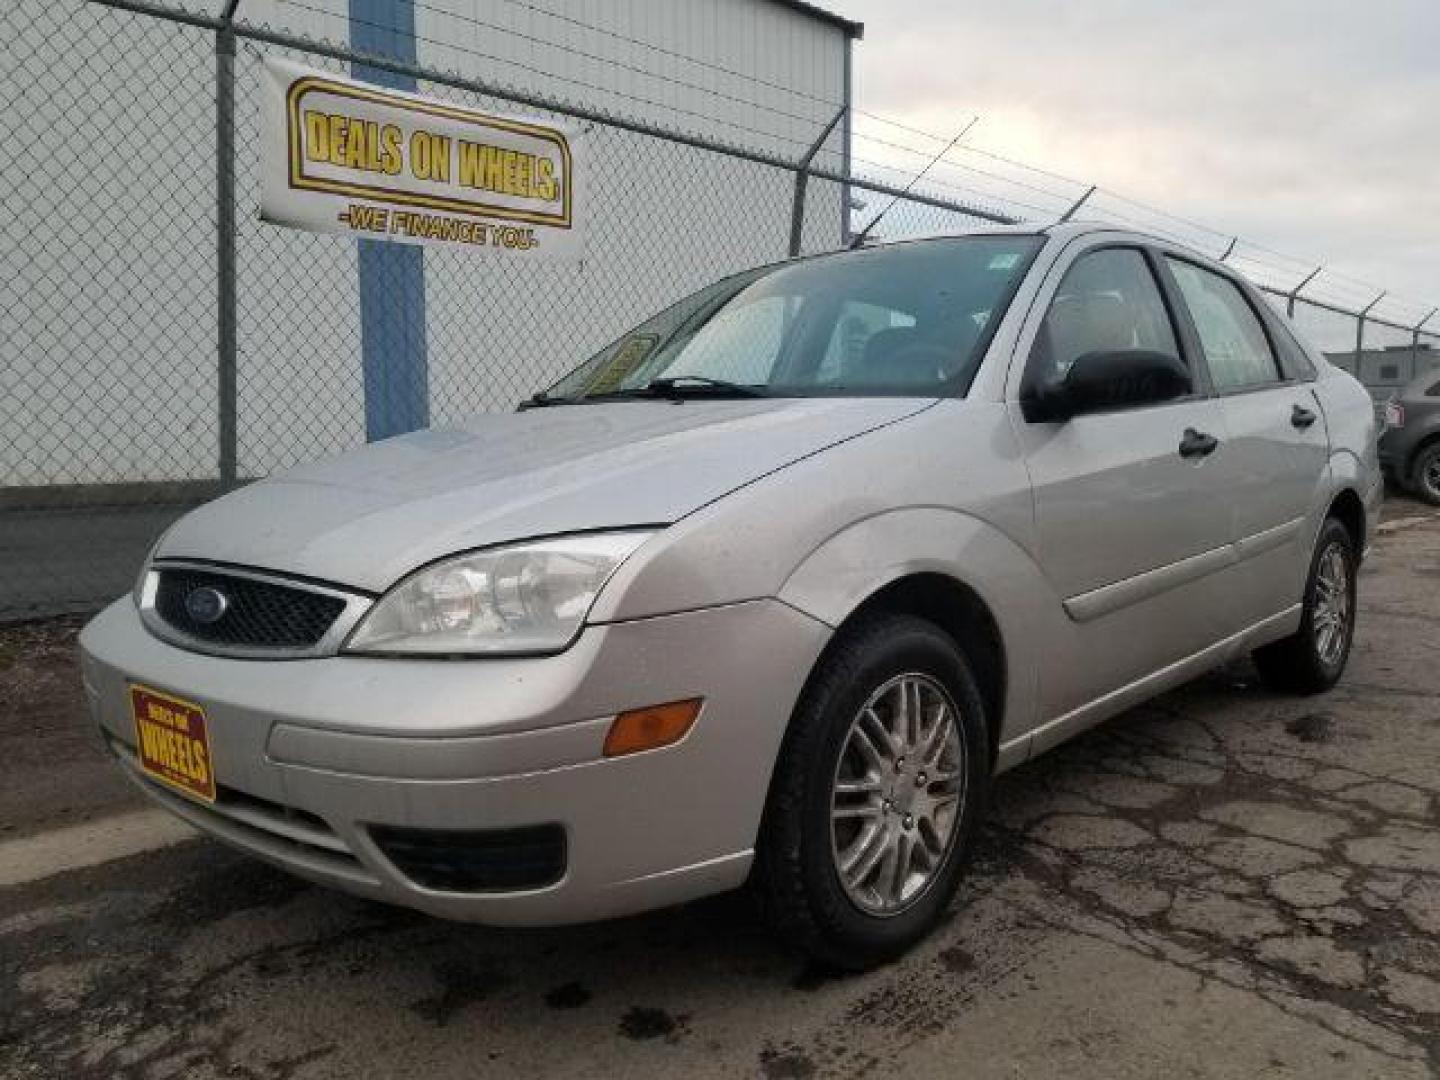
[184,586,229,625]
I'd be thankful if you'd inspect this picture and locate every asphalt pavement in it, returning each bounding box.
[2,500,1438,1079]
[0,504,193,620]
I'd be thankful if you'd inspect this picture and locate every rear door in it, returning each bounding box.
[1161,256,1330,625]
[1008,241,1234,723]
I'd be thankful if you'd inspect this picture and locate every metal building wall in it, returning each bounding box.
[238,0,851,150]
[409,0,850,155]
[238,0,854,474]
[2,0,852,487]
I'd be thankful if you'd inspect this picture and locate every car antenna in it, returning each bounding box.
[848,116,980,250]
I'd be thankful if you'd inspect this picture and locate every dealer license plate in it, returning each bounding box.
[129,684,217,803]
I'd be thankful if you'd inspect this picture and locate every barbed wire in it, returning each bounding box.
[269,0,1433,323]
[106,0,1440,329]
[289,0,847,134]
[273,0,845,158]
[413,0,983,146]
[848,156,1064,220]
[849,134,1080,211]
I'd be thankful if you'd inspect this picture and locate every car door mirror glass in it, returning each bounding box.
[1023,349,1193,422]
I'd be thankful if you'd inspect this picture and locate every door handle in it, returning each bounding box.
[1291,403,1317,429]
[1179,428,1219,458]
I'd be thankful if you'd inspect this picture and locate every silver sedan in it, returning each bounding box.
[80,223,1380,969]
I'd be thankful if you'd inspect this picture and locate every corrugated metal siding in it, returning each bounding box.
[5,0,850,485]
[241,0,848,158]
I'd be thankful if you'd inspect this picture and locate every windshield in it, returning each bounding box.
[539,235,1044,402]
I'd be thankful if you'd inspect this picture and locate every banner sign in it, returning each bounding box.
[261,58,584,259]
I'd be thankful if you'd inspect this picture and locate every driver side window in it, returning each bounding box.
[1028,248,1181,387]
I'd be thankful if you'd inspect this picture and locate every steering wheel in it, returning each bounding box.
[885,341,959,385]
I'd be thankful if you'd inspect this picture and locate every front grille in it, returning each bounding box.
[154,567,346,649]
[371,824,568,893]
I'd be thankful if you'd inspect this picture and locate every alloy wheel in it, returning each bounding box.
[1312,541,1351,667]
[829,673,965,917]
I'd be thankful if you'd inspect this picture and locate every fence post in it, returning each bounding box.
[1413,308,1438,381]
[789,106,847,257]
[1355,291,1386,375]
[215,0,241,487]
[840,37,853,246]
[1286,266,1322,319]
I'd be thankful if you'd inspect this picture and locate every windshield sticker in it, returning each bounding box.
[582,334,659,395]
[988,252,1021,270]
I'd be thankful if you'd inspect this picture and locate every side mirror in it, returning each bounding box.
[1022,349,1192,423]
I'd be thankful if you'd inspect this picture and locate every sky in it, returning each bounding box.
[834,0,1440,328]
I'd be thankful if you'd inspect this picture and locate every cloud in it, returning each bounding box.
[838,0,1439,322]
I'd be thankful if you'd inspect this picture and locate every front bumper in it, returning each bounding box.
[79,597,829,925]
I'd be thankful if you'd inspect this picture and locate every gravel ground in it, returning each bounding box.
[0,615,138,840]
[2,502,1438,1079]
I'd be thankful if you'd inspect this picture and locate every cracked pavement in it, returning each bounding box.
[3,500,1439,1078]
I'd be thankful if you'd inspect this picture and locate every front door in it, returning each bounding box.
[1008,243,1234,722]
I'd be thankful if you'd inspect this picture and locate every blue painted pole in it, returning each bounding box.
[349,0,428,441]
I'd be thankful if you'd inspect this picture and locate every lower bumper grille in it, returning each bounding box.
[109,736,376,887]
[370,824,567,893]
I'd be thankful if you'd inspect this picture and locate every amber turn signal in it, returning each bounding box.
[603,698,703,757]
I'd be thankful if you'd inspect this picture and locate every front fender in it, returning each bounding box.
[587,403,1044,765]
[777,507,1051,765]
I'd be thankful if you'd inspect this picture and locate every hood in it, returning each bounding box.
[159,397,932,591]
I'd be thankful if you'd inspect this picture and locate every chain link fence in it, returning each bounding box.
[3,0,1435,619]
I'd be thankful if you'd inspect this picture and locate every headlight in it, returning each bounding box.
[133,527,173,607]
[343,531,653,656]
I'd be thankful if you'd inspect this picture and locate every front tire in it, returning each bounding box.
[753,614,990,971]
[1252,517,1357,694]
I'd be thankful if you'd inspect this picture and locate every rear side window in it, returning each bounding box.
[1167,259,1282,391]
[1266,313,1318,381]
[1028,248,1181,386]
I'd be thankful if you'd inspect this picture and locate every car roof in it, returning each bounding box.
[858,220,1239,273]
[871,219,1203,252]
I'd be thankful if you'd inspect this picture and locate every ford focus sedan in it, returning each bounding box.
[80,223,1380,970]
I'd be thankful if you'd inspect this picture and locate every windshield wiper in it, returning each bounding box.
[641,375,767,399]
[521,376,767,409]
[517,390,564,410]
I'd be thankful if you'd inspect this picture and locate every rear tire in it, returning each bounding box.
[1410,443,1440,506]
[1252,517,1357,694]
[752,613,989,972]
